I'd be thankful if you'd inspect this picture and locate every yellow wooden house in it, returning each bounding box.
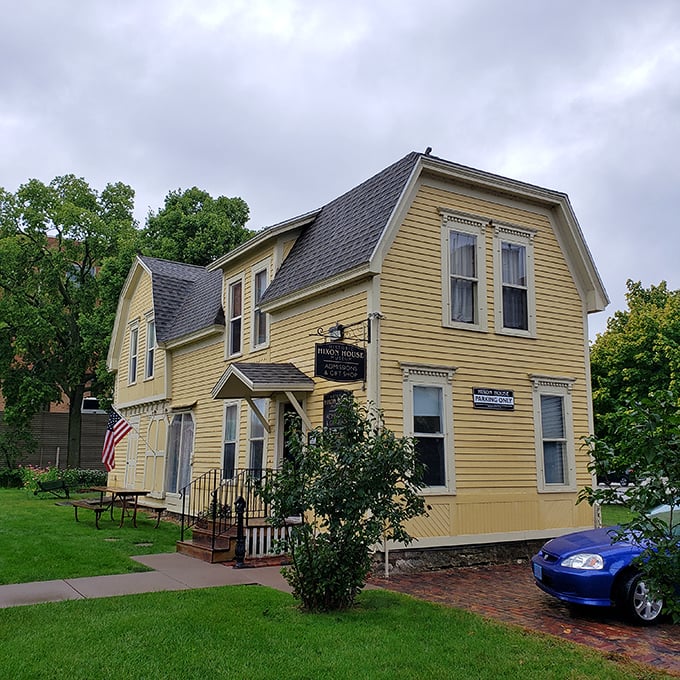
[107,150,608,565]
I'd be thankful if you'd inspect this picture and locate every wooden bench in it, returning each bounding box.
[34,479,70,499]
[72,499,113,529]
[136,498,167,528]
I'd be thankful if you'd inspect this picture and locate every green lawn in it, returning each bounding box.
[601,503,635,526]
[0,488,181,585]
[0,490,671,679]
[0,586,671,680]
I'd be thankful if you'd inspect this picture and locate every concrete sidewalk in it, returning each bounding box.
[0,553,292,609]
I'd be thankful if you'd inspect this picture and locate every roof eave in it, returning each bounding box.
[208,208,322,271]
[160,324,225,350]
[260,263,373,313]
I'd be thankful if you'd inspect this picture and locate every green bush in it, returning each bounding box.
[259,396,426,612]
[19,465,107,493]
[19,465,59,493]
[0,468,23,488]
[61,468,108,489]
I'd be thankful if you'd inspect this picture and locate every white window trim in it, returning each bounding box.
[222,401,240,480]
[250,257,271,351]
[530,374,576,493]
[144,314,156,380]
[225,274,244,359]
[401,363,456,494]
[493,223,537,337]
[440,210,487,332]
[127,321,139,385]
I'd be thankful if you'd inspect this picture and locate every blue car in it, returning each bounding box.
[531,504,678,624]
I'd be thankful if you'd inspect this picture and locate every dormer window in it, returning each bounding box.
[228,278,243,357]
[252,261,270,349]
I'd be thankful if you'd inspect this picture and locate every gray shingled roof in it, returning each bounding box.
[260,152,421,304]
[140,256,223,343]
[212,362,314,399]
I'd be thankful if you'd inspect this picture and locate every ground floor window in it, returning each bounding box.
[401,363,456,492]
[530,375,576,492]
[248,398,268,476]
[222,402,239,480]
[165,412,194,494]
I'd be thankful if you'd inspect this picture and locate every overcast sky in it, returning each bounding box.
[2,0,679,339]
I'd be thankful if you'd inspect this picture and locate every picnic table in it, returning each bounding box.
[89,486,150,528]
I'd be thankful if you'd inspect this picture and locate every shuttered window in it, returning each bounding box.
[531,375,576,492]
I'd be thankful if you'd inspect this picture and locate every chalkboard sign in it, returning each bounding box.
[323,390,353,429]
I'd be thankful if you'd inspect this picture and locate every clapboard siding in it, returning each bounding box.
[378,180,594,536]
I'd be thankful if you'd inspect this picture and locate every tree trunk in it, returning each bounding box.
[66,386,85,468]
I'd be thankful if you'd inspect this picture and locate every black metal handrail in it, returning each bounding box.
[180,468,274,550]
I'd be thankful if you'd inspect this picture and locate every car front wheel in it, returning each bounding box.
[621,572,663,625]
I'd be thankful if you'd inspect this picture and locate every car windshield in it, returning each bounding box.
[646,504,680,537]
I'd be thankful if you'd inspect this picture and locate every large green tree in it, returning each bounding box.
[587,279,680,622]
[143,187,252,265]
[0,175,139,467]
[591,279,680,442]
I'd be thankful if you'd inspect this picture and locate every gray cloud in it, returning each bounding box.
[2,0,680,337]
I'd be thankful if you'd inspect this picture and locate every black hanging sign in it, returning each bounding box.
[314,342,366,382]
[472,388,515,410]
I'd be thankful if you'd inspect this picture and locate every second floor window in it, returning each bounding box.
[441,212,486,332]
[494,225,536,337]
[449,230,478,324]
[501,241,528,330]
[145,319,156,379]
[253,267,268,348]
[228,280,243,356]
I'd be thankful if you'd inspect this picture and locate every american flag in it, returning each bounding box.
[102,409,133,472]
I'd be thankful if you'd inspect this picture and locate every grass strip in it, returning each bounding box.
[0,587,670,680]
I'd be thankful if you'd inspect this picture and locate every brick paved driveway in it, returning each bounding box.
[371,563,680,676]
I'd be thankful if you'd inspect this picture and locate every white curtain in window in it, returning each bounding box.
[450,231,476,323]
[502,242,526,286]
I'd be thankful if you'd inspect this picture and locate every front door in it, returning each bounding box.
[165,412,194,512]
[279,402,302,467]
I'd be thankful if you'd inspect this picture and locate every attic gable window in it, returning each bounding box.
[128,323,139,385]
[227,277,243,357]
[493,224,536,337]
[440,211,487,332]
[145,318,156,380]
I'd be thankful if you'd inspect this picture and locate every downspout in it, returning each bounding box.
[367,275,389,578]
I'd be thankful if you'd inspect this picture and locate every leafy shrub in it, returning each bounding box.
[20,465,59,493]
[0,467,23,488]
[259,396,425,612]
[20,465,107,493]
[61,468,107,489]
